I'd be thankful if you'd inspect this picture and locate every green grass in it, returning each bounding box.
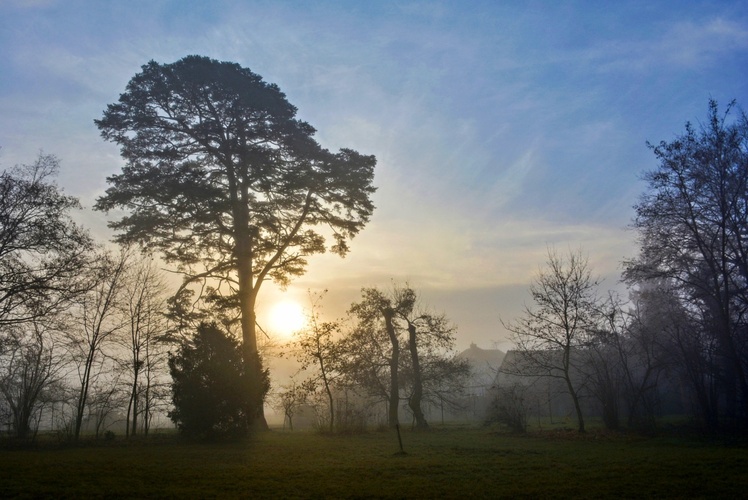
[1,426,747,498]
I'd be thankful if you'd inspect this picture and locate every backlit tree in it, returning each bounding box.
[94,56,376,426]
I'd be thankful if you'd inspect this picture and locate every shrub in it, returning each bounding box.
[486,383,529,433]
[168,322,267,439]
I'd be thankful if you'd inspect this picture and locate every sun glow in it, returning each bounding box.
[267,300,307,338]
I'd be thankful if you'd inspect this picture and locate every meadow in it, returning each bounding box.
[1,425,747,498]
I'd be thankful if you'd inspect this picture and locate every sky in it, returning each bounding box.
[2,0,747,353]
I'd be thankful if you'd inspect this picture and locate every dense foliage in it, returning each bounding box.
[168,322,268,439]
[95,55,377,425]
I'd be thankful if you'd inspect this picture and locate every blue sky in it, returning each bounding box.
[1,0,747,350]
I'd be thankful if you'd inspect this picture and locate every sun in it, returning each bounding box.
[267,300,307,338]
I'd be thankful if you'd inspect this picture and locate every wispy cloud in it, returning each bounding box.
[1,0,745,348]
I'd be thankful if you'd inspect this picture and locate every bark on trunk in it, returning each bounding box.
[233,182,268,430]
[407,323,428,429]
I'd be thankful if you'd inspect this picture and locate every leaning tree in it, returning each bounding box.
[94,56,376,426]
[343,284,467,430]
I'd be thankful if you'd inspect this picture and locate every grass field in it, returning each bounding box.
[1,426,747,498]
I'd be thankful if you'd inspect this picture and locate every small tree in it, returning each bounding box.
[293,290,342,432]
[168,322,268,439]
[503,248,599,433]
[486,383,529,433]
[271,379,310,431]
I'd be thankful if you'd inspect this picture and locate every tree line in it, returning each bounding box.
[0,155,172,440]
[498,100,748,433]
[273,287,469,434]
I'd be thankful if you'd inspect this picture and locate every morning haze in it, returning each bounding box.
[1,1,747,498]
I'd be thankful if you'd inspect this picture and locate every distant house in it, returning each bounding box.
[457,343,505,389]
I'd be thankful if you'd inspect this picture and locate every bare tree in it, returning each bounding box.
[0,319,66,440]
[0,153,93,329]
[486,382,530,433]
[503,248,599,433]
[346,287,403,428]
[617,285,674,429]
[391,286,467,430]
[116,254,169,438]
[67,248,129,441]
[292,290,341,432]
[342,285,467,430]
[86,363,127,439]
[271,379,311,431]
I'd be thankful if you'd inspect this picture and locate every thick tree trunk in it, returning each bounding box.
[240,299,268,430]
[384,308,400,428]
[232,185,268,430]
[407,323,428,429]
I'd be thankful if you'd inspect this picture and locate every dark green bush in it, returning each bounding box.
[168,322,267,439]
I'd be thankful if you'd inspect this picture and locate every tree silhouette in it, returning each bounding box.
[94,56,376,426]
[503,248,599,433]
[625,99,748,428]
[0,153,93,328]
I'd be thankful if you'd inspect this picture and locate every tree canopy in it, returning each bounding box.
[626,99,748,428]
[94,55,377,425]
[0,154,93,328]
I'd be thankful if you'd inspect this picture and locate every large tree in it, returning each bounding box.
[625,100,748,427]
[94,56,376,426]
